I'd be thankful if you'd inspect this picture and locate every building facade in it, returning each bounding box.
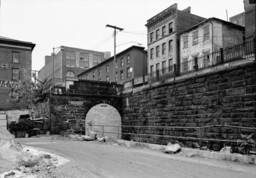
[230,12,245,27]
[78,46,147,85]
[244,0,256,40]
[38,46,110,88]
[0,36,35,110]
[179,18,245,73]
[145,3,205,77]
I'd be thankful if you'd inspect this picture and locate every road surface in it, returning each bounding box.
[16,137,256,178]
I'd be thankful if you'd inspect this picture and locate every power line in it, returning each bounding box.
[121,31,147,36]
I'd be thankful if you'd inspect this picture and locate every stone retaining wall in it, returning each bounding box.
[122,62,256,150]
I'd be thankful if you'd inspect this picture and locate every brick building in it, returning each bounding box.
[145,3,205,77]
[0,36,35,110]
[230,12,245,27]
[38,46,110,88]
[77,46,147,85]
[179,18,245,73]
[244,0,256,40]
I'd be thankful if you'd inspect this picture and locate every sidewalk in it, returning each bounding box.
[116,139,256,165]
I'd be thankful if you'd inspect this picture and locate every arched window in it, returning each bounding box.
[66,71,75,77]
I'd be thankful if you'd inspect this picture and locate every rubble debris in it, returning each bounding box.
[88,131,97,139]
[97,137,106,142]
[163,142,181,154]
[192,142,200,149]
[220,146,232,154]
[81,135,94,141]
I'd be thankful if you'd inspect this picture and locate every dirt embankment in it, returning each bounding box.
[0,129,68,178]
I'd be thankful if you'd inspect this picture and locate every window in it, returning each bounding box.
[162,26,166,37]
[66,71,75,78]
[192,31,199,45]
[150,32,154,43]
[182,58,188,72]
[150,65,154,74]
[120,58,124,66]
[156,63,160,72]
[127,67,131,78]
[106,65,109,73]
[66,52,71,59]
[106,76,109,81]
[120,70,124,80]
[183,35,188,49]
[127,55,130,64]
[156,29,160,40]
[156,46,160,58]
[12,52,20,63]
[99,68,101,76]
[193,56,198,70]
[70,52,75,60]
[66,60,76,67]
[12,68,19,80]
[169,58,173,72]
[93,71,95,78]
[80,53,89,68]
[162,43,166,55]
[94,55,102,63]
[169,22,173,34]
[115,72,118,81]
[79,61,89,69]
[150,48,154,59]
[203,25,210,41]
[162,61,166,74]
[168,40,173,53]
[203,51,210,67]
[93,55,101,66]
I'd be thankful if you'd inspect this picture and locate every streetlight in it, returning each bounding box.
[52,46,64,86]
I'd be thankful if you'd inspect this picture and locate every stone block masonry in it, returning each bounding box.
[122,62,256,150]
[49,80,122,134]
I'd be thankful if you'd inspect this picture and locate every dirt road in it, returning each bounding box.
[16,137,256,178]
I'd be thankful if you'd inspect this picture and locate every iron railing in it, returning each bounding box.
[126,39,256,86]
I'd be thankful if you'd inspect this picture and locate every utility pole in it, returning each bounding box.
[106,24,123,82]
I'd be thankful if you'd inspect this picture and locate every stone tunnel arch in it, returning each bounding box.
[85,103,121,138]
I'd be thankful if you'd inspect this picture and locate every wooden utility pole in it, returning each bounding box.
[106,24,123,81]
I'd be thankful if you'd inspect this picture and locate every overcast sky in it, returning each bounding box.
[0,0,244,71]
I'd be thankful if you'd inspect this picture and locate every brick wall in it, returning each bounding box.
[122,62,256,150]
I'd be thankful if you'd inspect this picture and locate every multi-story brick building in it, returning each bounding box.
[179,18,245,73]
[38,46,110,88]
[145,3,205,77]
[77,46,147,85]
[244,0,256,40]
[0,36,35,110]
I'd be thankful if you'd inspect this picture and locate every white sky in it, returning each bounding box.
[0,0,244,71]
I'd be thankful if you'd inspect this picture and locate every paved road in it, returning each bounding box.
[16,137,256,178]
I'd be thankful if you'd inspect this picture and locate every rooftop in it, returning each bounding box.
[0,35,36,50]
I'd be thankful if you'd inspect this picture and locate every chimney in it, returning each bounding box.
[183,7,191,13]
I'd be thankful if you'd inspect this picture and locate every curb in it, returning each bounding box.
[116,140,256,165]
